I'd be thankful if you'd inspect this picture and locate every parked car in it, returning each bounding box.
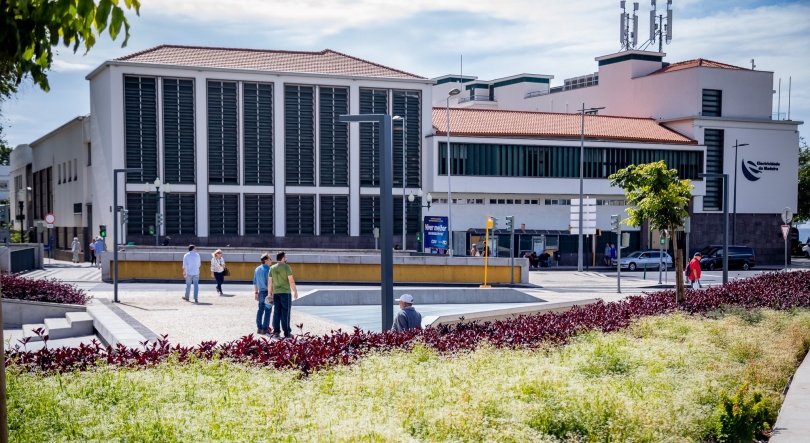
[612,250,673,271]
[802,243,810,258]
[698,245,756,271]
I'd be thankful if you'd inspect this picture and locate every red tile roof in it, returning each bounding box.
[115,45,425,79]
[646,58,748,76]
[433,108,695,144]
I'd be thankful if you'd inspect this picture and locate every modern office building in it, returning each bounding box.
[12,45,801,264]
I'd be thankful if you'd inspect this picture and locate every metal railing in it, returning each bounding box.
[524,82,599,99]
[458,95,496,104]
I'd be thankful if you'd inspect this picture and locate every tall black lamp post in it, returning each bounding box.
[732,139,749,245]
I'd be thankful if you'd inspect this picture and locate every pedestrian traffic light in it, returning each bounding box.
[99,225,107,237]
[505,215,514,231]
[149,225,155,235]
[610,214,621,233]
[0,205,8,229]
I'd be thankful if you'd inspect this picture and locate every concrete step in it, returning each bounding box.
[22,323,47,342]
[66,312,94,335]
[44,317,72,340]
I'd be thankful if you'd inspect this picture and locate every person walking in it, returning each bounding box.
[253,253,273,335]
[71,237,81,263]
[211,249,226,295]
[688,252,703,289]
[392,293,422,332]
[163,236,171,246]
[470,244,479,257]
[182,245,201,303]
[270,251,298,338]
[93,236,105,269]
[89,236,97,267]
[610,243,617,264]
[604,243,612,266]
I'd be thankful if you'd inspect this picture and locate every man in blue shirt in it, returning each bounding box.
[182,245,201,302]
[253,253,273,335]
[93,237,105,269]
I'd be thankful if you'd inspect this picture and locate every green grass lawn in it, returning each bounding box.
[9,308,810,442]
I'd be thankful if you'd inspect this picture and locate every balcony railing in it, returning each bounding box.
[458,95,495,104]
[524,82,598,99]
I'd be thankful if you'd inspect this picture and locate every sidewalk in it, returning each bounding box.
[770,352,810,442]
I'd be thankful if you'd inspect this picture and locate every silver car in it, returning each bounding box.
[612,250,673,271]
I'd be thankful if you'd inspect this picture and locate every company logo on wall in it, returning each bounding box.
[741,159,780,182]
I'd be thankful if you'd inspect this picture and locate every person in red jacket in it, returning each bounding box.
[688,252,702,289]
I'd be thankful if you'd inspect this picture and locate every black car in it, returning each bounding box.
[698,245,756,271]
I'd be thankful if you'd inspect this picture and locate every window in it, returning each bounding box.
[57,165,61,184]
[320,195,349,235]
[286,195,315,235]
[74,159,77,180]
[124,76,158,183]
[87,142,92,166]
[243,83,273,186]
[244,194,273,235]
[165,193,196,235]
[209,194,239,235]
[544,199,572,205]
[163,78,196,184]
[702,89,722,117]
[439,143,703,180]
[285,85,315,186]
[359,88,388,187]
[319,87,349,186]
[704,129,725,211]
[360,196,419,235]
[68,162,71,182]
[73,203,82,214]
[32,167,52,219]
[393,90,421,188]
[596,199,626,206]
[126,192,158,236]
[208,81,238,184]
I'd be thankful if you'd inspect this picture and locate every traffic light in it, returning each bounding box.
[149,225,155,235]
[99,225,107,237]
[505,215,514,231]
[610,214,621,233]
[491,216,499,230]
[120,209,129,225]
[156,213,164,227]
[0,205,8,229]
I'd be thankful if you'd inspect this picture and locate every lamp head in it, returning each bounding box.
[144,183,151,193]
[154,177,162,188]
[739,143,749,147]
[164,183,171,194]
[426,192,432,203]
[408,193,415,202]
[417,188,423,197]
[448,88,461,96]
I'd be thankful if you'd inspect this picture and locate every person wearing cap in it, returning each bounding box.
[392,294,422,332]
[688,252,703,289]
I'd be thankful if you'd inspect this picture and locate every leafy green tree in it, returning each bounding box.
[796,137,810,223]
[0,126,9,165]
[0,0,141,95]
[609,160,694,302]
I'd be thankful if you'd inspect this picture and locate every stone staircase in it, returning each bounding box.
[22,312,94,342]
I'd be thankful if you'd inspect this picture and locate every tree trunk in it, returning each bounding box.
[673,228,685,303]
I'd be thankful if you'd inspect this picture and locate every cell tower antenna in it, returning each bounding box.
[635,0,673,52]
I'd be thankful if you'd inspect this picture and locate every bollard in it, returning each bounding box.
[643,262,647,280]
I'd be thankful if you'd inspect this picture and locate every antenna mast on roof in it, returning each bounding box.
[619,1,641,51]
[638,0,673,52]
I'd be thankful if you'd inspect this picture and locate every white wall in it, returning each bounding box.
[9,144,32,223]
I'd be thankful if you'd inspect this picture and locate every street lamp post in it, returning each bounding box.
[446,88,461,256]
[144,178,171,247]
[409,189,432,252]
[393,116,407,249]
[113,168,142,303]
[732,140,749,245]
[577,104,605,272]
[699,172,730,284]
[339,113,394,332]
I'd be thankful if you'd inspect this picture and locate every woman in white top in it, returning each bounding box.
[71,237,81,263]
[211,249,226,295]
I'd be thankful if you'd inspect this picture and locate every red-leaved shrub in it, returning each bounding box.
[7,270,810,375]
[1,273,90,305]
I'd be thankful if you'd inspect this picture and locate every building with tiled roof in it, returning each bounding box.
[645,58,747,76]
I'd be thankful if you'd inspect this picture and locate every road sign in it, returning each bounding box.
[44,213,56,224]
[781,207,793,224]
[684,217,691,234]
[782,225,791,240]
[46,223,53,229]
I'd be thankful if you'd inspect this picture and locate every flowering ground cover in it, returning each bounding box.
[1,273,90,305]
[8,308,810,442]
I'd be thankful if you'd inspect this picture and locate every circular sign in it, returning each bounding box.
[44,213,56,224]
[781,207,793,224]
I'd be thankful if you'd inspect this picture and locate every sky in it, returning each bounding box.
[2,0,808,146]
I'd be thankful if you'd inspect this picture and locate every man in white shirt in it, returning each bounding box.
[182,245,201,302]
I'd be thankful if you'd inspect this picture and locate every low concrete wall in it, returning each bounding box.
[424,299,600,327]
[101,249,529,284]
[295,288,541,306]
[0,244,45,273]
[2,298,87,328]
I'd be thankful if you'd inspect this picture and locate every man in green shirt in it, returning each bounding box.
[270,251,298,338]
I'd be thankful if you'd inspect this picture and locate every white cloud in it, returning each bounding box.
[51,59,95,72]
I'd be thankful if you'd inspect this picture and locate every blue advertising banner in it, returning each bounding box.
[424,216,449,250]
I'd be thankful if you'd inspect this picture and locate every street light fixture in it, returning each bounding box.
[577,104,605,272]
[446,88,461,256]
[144,179,171,246]
[732,140,749,245]
[699,172,729,284]
[408,189,432,252]
[113,168,143,303]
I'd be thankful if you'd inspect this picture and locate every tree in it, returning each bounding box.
[609,160,694,302]
[796,137,810,223]
[0,125,9,165]
[0,0,140,95]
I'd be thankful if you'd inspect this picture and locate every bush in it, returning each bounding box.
[1,273,90,305]
[714,383,772,442]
